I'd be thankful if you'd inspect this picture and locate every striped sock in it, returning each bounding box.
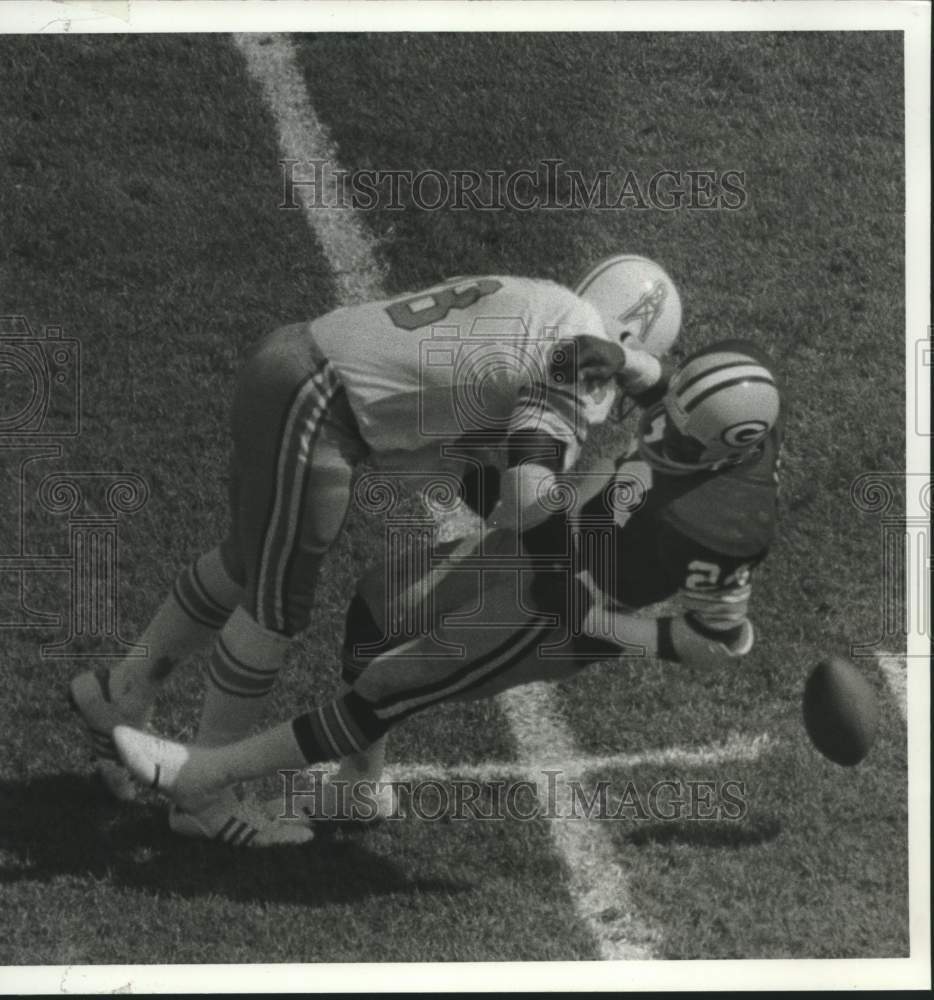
[110,547,242,719]
[335,679,388,783]
[290,690,389,764]
[173,547,243,631]
[196,606,292,747]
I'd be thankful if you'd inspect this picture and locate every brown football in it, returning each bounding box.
[803,656,880,766]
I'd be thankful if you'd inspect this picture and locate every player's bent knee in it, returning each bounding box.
[341,592,387,684]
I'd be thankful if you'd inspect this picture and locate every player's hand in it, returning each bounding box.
[616,344,663,396]
[487,463,557,534]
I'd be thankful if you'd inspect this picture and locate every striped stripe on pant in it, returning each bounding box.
[224,323,368,637]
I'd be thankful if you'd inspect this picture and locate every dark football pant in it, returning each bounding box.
[289,537,621,763]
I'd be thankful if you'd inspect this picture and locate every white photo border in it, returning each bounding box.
[0,0,929,993]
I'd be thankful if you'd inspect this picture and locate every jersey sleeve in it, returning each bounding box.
[505,379,588,472]
[505,306,619,474]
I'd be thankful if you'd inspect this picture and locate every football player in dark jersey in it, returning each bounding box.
[113,340,782,830]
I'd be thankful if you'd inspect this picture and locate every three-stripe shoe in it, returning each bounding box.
[168,788,314,848]
[68,668,141,802]
[113,725,314,847]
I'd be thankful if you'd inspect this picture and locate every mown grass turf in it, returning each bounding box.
[0,31,907,963]
[0,34,592,965]
[297,31,908,956]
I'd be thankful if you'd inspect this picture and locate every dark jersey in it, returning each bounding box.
[345,425,781,678]
[524,424,781,630]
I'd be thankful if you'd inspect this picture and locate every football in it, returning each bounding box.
[802,656,880,766]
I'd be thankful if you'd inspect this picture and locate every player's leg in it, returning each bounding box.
[116,619,563,806]
[170,329,370,840]
[192,328,363,750]
[173,326,362,844]
[318,589,396,820]
[318,525,500,819]
[116,562,567,804]
[69,459,246,799]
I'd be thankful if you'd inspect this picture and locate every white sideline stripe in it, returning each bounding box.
[876,651,907,722]
[380,732,772,783]
[232,33,384,305]
[235,34,655,961]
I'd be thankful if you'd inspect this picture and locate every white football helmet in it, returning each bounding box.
[574,254,682,358]
[638,339,780,474]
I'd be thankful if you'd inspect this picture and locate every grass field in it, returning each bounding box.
[0,29,911,969]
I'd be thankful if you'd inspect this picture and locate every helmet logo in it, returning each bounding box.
[617,282,666,343]
[721,420,769,448]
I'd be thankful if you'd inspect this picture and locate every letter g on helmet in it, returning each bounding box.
[639,339,780,474]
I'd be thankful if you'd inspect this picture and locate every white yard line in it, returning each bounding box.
[235,33,724,961]
[383,731,773,783]
[876,651,908,723]
[232,33,384,305]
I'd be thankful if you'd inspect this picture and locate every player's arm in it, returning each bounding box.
[483,373,583,533]
[579,606,755,670]
[615,342,669,402]
[674,551,760,655]
[486,452,561,533]
[580,528,767,668]
[486,334,656,533]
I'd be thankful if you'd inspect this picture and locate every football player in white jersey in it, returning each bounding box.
[69,256,682,846]
[111,341,783,833]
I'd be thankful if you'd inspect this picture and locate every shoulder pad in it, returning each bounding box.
[658,428,780,558]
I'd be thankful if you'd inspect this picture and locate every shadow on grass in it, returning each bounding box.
[624,816,782,848]
[0,772,467,906]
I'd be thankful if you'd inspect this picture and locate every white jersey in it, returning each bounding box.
[310,276,614,471]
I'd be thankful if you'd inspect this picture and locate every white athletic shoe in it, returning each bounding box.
[113,724,194,802]
[68,668,141,802]
[168,788,314,848]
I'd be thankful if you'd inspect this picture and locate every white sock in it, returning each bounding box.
[196,606,292,747]
[336,736,388,783]
[109,547,243,720]
[115,722,306,806]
